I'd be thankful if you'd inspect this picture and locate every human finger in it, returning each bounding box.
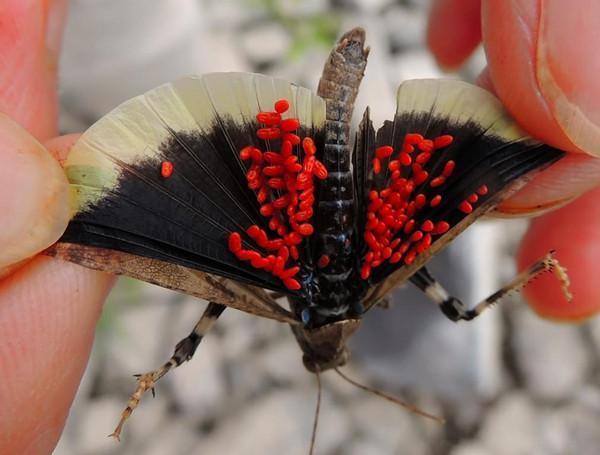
[482,0,600,157]
[0,2,115,453]
[427,0,482,68]
[0,256,114,454]
[0,0,67,140]
[475,68,600,215]
[518,187,600,321]
[0,115,70,270]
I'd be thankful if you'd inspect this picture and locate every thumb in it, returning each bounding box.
[480,1,600,214]
[0,114,70,270]
[482,0,600,157]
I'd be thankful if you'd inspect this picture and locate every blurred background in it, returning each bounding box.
[54,1,600,454]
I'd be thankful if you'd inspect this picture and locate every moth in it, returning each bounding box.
[47,27,571,449]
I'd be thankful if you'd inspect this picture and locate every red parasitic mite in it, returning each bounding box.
[227,99,328,290]
[361,133,457,277]
[160,161,174,178]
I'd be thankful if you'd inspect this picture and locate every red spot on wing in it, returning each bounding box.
[227,99,327,291]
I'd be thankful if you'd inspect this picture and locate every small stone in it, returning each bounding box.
[344,439,389,455]
[60,0,208,122]
[537,400,600,455]
[140,419,199,455]
[386,50,446,82]
[404,0,432,9]
[52,435,76,455]
[479,392,537,455]
[218,307,284,362]
[352,22,397,128]
[191,388,349,454]
[101,294,173,388]
[126,395,170,443]
[384,6,427,50]
[257,338,309,385]
[278,0,328,15]
[271,48,330,94]
[584,315,600,357]
[241,24,292,64]
[77,396,130,453]
[322,365,365,401]
[167,335,227,421]
[347,395,432,454]
[449,441,492,455]
[348,0,395,13]
[511,305,591,402]
[226,349,275,402]
[460,46,487,82]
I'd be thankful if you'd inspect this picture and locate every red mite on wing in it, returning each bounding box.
[361,132,458,278]
[49,27,572,448]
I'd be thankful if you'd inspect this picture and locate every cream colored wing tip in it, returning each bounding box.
[395,78,537,142]
[397,78,497,99]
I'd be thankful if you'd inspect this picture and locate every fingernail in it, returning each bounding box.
[537,0,600,157]
[0,114,70,268]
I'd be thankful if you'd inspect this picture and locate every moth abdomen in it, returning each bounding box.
[307,28,369,318]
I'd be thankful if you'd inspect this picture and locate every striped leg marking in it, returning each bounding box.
[410,251,572,322]
[109,302,226,440]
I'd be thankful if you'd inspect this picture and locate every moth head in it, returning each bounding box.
[291,319,361,373]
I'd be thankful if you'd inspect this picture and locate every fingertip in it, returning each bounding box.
[0,0,68,140]
[427,0,482,69]
[518,187,600,321]
[497,153,600,216]
[482,0,600,156]
[0,256,114,454]
[0,115,70,269]
[44,133,81,163]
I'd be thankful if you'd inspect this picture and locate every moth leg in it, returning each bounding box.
[410,251,571,322]
[376,295,392,309]
[110,301,226,440]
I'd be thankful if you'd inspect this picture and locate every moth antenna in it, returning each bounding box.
[309,368,322,455]
[333,368,445,424]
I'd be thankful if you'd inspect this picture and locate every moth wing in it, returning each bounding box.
[48,243,296,323]
[59,72,325,316]
[353,107,376,240]
[356,79,564,309]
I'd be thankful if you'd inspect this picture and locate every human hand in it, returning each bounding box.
[0,1,114,453]
[428,0,600,320]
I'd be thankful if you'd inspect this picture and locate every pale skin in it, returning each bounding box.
[0,0,599,453]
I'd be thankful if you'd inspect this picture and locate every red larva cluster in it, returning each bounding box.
[361,132,484,280]
[228,99,328,290]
